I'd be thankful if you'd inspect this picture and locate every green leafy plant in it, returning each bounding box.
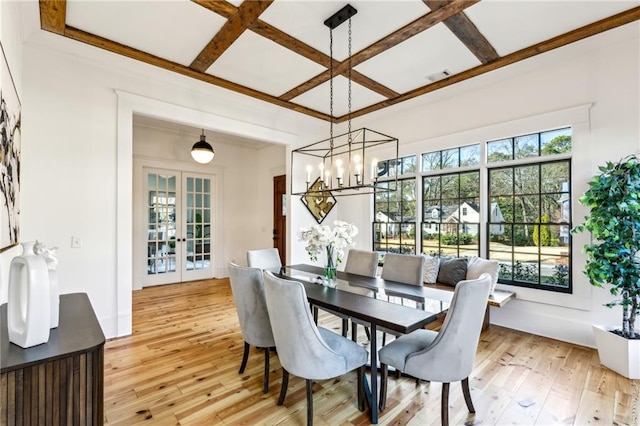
[572,154,640,339]
[533,214,551,247]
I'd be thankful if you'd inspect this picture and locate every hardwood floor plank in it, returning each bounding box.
[103,278,639,426]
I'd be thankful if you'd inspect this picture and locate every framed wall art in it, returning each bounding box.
[1,42,22,252]
[300,178,336,224]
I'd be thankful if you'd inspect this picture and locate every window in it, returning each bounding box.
[421,171,480,258]
[488,159,571,292]
[487,128,571,163]
[373,179,416,255]
[377,155,416,178]
[486,127,572,292]
[372,125,573,293]
[422,144,480,172]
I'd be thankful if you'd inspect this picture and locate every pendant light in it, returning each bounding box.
[290,4,398,197]
[191,129,215,164]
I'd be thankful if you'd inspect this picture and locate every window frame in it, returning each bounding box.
[373,177,417,256]
[487,158,572,293]
[420,170,481,258]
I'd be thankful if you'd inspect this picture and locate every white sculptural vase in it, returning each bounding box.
[7,242,51,348]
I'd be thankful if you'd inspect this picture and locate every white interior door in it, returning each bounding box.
[143,169,213,286]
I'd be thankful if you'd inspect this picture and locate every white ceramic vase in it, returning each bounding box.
[7,242,51,348]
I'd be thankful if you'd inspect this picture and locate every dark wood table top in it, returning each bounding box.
[1,293,105,373]
[273,264,442,334]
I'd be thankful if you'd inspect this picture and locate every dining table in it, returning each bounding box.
[271,264,450,424]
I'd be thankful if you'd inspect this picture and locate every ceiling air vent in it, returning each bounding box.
[426,69,451,82]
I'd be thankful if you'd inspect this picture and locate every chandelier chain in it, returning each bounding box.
[348,17,352,139]
[329,28,334,150]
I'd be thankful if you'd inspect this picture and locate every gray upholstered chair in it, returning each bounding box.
[381,252,424,286]
[228,263,276,394]
[344,249,379,340]
[247,248,282,270]
[378,273,492,426]
[378,253,425,345]
[263,271,368,426]
[316,249,379,337]
[344,249,379,277]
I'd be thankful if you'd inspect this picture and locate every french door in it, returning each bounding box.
[144,168,214,286]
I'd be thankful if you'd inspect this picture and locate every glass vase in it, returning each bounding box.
[324,245,337,286]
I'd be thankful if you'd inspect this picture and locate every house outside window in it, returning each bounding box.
[421,171,480,258]
[373,157,417,256]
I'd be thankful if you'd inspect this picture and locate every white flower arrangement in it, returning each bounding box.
[298,220,358,265]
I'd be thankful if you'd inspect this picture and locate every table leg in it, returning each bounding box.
[370,324,378,424]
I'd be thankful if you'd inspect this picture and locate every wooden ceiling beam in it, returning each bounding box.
[248,17,398,99]
[39,0,67,35]
[339,6,640,122]
[193,1,398,99]
[190,0,273,73]
[38,1,640,123]
[280,0,479,102]
[62,26,332,122]
[190,0,237,20]
[350,0,481,68]
[250,19,334,69]
[423,0,498,64]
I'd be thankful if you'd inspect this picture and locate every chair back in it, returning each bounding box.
[247,248,282,270]
[381,253,424,285]
[263,271,348,380]
[344,249,378,277]
[404,273,491,382]
[228,263,275,348]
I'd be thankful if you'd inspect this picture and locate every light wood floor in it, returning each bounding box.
[104,278,640,425]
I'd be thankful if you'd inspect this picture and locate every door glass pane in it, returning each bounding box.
[185,177,212,272]
[147,172,177,275]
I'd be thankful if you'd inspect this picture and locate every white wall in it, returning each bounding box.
[1,14,326,337]
[4,0,639,347]
[0,1,25,303]
[309,22,639,348]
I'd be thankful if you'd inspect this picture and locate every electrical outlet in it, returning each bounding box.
[71,236,82,248]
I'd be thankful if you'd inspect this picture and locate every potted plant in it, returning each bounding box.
[572,153,640,379]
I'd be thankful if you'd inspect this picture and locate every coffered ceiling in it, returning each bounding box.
[39,0,640,122]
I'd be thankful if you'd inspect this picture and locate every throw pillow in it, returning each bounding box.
[421,254,440,283]
[466,256,499,294]
[436,257,468,287]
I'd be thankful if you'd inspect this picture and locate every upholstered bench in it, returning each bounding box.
[421,255,516,330]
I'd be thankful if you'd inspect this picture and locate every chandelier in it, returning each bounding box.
[290,4,398,197]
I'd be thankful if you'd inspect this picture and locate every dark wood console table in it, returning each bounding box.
[1,293,105,425]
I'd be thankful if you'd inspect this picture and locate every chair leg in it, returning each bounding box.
[351,322,358,342]
[462,377,475,413]
[379,363,388,411]
[341,318,349,337]
[277,369,289,405]
[263,347,270,394]
[364,326,371,340]
[306,379,314,426]
[441,382,450,426]
[357,366,365,412]
[239,342,250,374]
